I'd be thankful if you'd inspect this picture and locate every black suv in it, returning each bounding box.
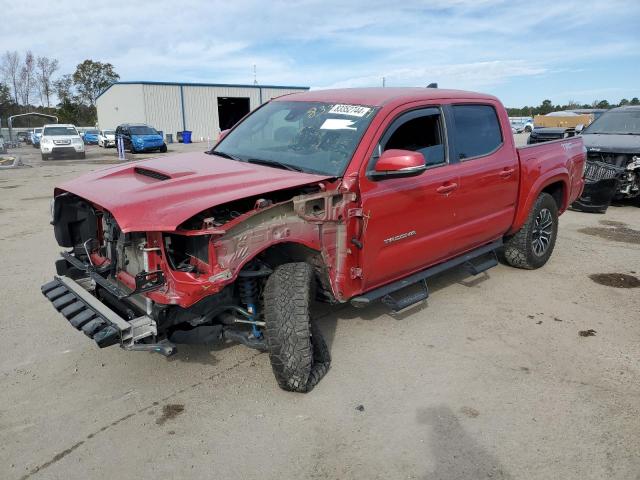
[115,123,167,154]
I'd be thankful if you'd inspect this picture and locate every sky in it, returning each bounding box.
[2,0,639,107]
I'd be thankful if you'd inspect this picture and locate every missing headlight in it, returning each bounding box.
[164,234,210,273]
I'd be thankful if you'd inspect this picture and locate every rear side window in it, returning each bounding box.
[452,105,502,160]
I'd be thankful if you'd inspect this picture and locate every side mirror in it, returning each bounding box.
[218,129,231,141]
[370,149,427,180]
[575,124,584,134]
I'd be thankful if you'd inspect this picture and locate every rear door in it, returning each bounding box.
[445,103,519,254]
[358,106,460,290]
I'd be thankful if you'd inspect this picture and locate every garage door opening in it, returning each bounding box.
[218,97,250,131]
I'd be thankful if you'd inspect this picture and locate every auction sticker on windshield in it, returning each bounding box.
[328,104,372,117]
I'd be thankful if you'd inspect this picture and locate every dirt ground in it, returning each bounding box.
[1,135,639,480]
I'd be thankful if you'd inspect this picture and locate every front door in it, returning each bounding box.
[358,106,460,290]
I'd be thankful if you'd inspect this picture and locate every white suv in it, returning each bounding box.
[40,124,85,160]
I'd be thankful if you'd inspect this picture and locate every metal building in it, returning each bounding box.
[96,81,309,141]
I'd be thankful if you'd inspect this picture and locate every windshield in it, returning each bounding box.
[214,101,378,176]
[86,130,98,135]
[103,130,115,135]
[34,128,42,134]
[43,126,78,136]
[130,126,159,135]
[583,110,640,135]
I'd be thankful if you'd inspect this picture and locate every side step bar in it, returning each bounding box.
[350,239,502,310]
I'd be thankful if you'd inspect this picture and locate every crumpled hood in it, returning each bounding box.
[582,133,640,154]
[56,151,331,232]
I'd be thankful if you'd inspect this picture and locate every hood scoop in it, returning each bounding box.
[134,167,171,181]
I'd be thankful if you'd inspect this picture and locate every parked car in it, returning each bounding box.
[83,129,99,145]
[0,136,5,154]
[39,124,85,160]
[572,105,640,213]
[509,117,534,133]
[42,88,585,392]
[527,126,580,144]
[98,129,116,148]
[16,131,30,143]
[31,128,43,148]
[115,123,167,153]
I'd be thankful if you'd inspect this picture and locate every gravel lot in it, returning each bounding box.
[1,134,639,480]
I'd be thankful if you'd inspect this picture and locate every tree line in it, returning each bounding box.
[0,50,119,128]
[506,97,639,117]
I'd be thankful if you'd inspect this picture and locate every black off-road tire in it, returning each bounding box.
[501,192,559,270]
[263,262,331,393]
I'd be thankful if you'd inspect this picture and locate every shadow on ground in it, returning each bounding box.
[417,405,513,480]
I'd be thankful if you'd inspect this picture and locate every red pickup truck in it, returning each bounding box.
[42,88,585,392]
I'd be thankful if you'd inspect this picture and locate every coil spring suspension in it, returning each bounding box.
[238,273,261,339]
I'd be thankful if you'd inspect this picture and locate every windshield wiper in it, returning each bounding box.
[246,158,304,172]
[208,149,242,161]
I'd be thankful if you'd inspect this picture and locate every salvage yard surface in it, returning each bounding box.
[1,134,639,479]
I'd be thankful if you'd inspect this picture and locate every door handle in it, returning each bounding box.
[436,182,458,194]
[499,168,515,178]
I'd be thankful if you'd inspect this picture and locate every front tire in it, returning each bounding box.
[41,153,49,161]
[263,262,331,393]
[501,192,558,269]
[160,143,167,153]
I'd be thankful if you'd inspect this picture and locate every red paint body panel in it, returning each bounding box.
[53,88,585,307]
[56,151,330,232]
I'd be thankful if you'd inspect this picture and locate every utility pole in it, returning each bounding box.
[253,64,258,85]
[382,77,386,87]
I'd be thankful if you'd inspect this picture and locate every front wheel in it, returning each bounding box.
[160,143,167,153]
[500,192,558,269]
[263,262,331,393]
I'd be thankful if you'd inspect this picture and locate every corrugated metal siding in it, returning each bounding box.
[97,83,308,142]
[142,84,182,138]
[96,84,145,130]
[183,86,261,140]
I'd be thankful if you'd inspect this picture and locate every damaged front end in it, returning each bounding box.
[573,153,640,212]
[42,181,358,355]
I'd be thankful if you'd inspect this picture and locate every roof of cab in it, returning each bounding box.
[273,87,498,107]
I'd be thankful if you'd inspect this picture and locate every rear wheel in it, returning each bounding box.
[501,192,558,269]
[263,262,331,393]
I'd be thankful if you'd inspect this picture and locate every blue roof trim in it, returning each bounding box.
[96,81,309,100]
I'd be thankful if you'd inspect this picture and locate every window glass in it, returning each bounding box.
[43,126,78,136]
[452,105,502,159]
[383,112,445,166]
[216,101,377,176]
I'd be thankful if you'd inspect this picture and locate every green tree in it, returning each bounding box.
[630,97,640,105]
[619,98,629,106]
[539,99,553,115]
[72,60,119,106]
[595,99,610,109]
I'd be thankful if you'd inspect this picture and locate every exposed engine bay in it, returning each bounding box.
[586,151,640,200]
[49,180,354,354]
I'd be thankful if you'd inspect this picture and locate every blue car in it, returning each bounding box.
[83,129,99,145]
[31,128,43,148]
[115,124,167,153]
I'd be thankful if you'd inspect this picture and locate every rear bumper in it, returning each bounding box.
[41,276,167,352]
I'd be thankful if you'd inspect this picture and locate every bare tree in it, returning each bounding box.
[53,74,74,103]
[1,51,21,104]
[36,56,59,107]
[17,51,36,105]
